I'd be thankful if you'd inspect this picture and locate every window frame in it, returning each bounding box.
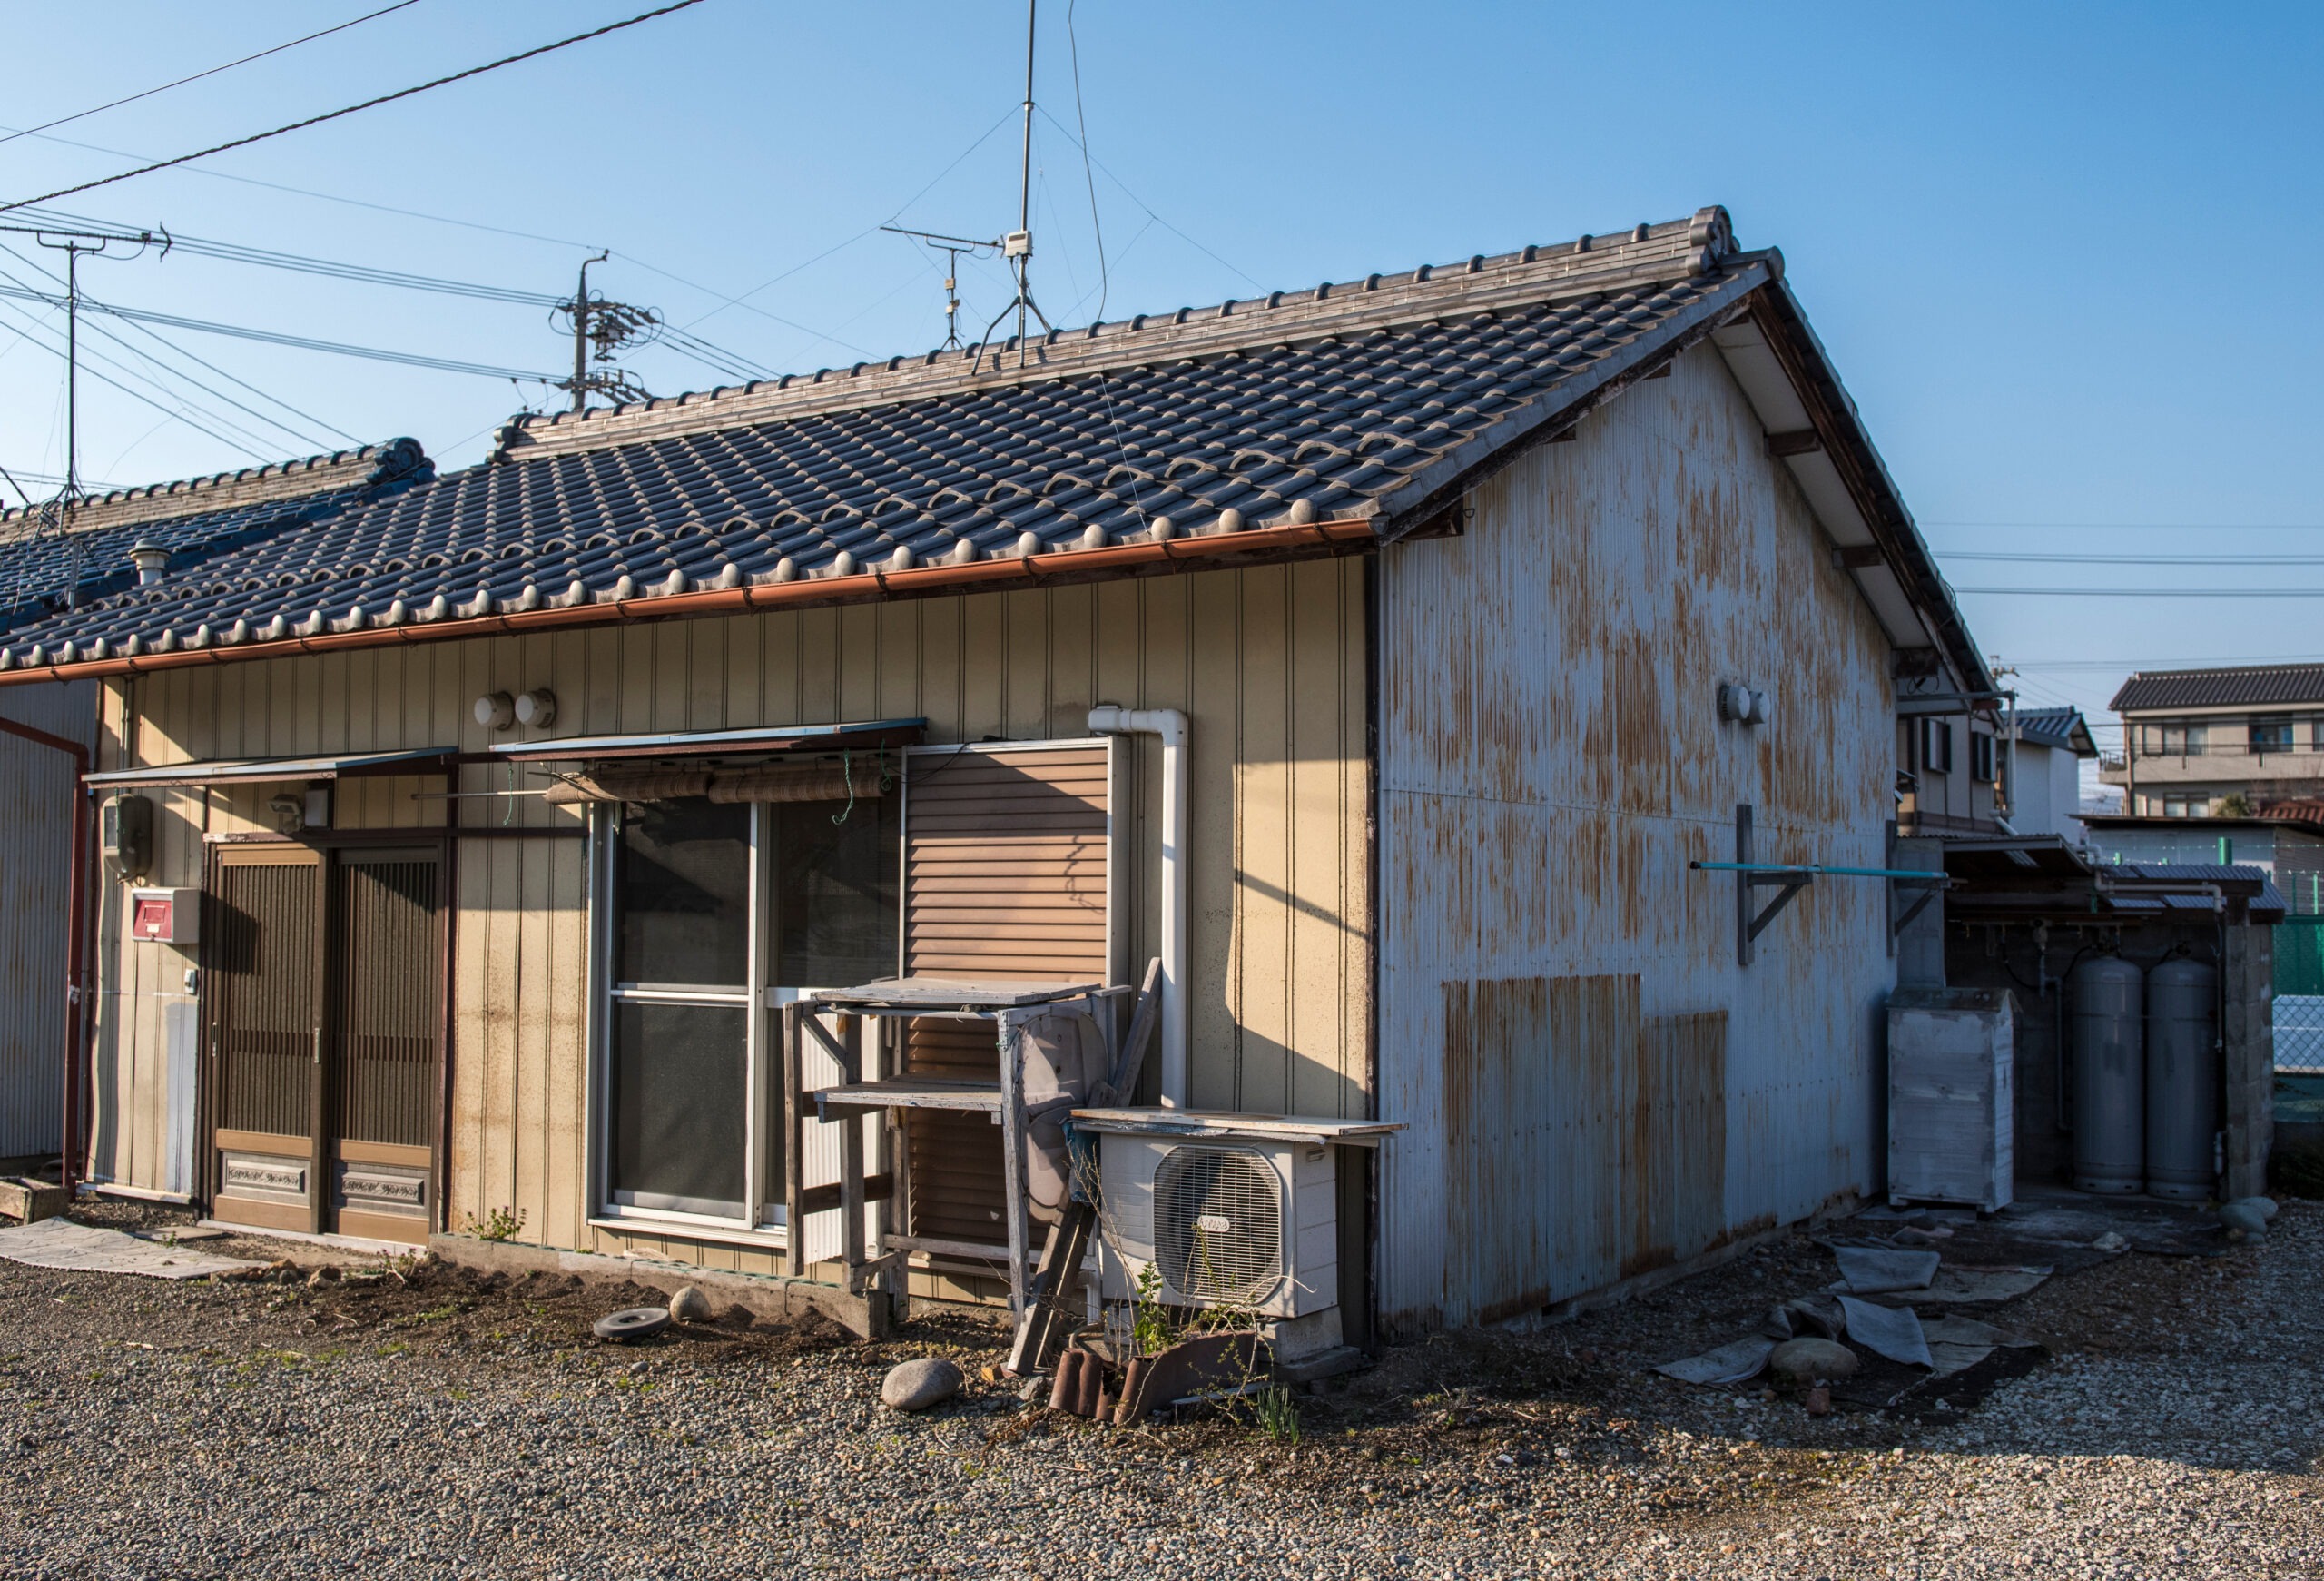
[587,798,774,1237]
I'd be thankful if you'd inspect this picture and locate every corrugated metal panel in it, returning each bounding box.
[1376,342,1898,1336]
[0,681,93,1159]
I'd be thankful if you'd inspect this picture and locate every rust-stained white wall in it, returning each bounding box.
[86,563,1372,1283]
[1374,342,1899,1336]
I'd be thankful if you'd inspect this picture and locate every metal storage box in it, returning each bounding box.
[1887,986,2015,1211]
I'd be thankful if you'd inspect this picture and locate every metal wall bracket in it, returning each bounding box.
[1696,804,1951,967]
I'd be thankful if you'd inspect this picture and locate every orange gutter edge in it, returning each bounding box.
[0,518,1379,688]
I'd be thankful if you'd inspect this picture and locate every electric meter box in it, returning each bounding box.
[102,793,154,878]
[128,887,200,945]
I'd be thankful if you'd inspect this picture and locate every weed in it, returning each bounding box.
[459,1205,526,1242]
[1252,1385,1303,1445]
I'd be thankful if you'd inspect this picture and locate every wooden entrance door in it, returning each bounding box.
[207,845,442,1243]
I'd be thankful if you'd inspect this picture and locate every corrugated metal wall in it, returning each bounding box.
[90,563,1372,1281]
[0,680,94,1160]
[1375,342,1898,1336]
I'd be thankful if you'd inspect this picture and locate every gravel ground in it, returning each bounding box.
[3,1198,2318,1579]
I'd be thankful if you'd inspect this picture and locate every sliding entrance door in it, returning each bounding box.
[208,845,443,1243]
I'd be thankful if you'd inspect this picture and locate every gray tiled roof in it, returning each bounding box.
[2110,665,2324,713]
[2014,705,2094,755]
[0,440,429,635]
[0,207,1984,695]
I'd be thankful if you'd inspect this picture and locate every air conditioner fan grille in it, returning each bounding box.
[1153,1145,1282,1304]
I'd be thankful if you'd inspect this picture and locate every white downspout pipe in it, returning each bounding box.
[1088,704,1188,1107]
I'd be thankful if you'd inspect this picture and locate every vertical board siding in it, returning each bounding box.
[1,682,94,1159]
[89,564,1373,1286]
[1378,343,1897,1335]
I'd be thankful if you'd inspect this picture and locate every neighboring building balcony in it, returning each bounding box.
[2098,755,2128,786]
[2122,745,2324,787]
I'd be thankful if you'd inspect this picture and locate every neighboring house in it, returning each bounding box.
[2103,663,2324,817]
[0,210,1993,1339]
[1898,694,2006,839]
[0,442,430,1182]
[2007,705,2099,842]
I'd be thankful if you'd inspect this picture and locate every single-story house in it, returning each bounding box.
[0,440,429,1176]
[0,209,1993,1339]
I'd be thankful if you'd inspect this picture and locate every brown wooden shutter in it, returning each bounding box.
[903,743,1109,982]
[899,743,1111,1260]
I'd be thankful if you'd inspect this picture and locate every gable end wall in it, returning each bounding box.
[1375,341,1898,1335]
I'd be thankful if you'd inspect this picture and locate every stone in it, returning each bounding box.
[881,1357,962,1412]
[1768,1338,1859,1387]
[2229,1195,2280,1222]
[668,1285,713,1323]
[2091,1231,2130,1253]
[2219,1201,2269,1240]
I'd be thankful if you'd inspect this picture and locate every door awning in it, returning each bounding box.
[83,746,456,789]
[489,716,926,763]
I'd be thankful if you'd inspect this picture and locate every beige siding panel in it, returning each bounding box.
[88,566,1373,1267]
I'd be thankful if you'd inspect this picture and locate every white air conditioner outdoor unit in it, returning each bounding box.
[1098,1134,1336,1319]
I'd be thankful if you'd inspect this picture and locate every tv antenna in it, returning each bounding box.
[879,226,999,351]
[552,250,657,410]
[893,1,1049,366]
[0,221,169,509]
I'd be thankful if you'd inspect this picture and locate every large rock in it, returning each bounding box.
[2219,1201,2270,1240]
[881,1357,963,1412]
[1768,1338,1859,1387]
[2229,1195,2280,1222]
[668,1284,714,1322]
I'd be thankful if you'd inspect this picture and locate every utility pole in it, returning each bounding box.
[1,222,167,507]
[554,252,656,410]
[570,250,604,412]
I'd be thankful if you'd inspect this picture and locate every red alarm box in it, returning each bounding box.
[129,887,200,944]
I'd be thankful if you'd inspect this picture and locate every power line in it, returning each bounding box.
[0,296,271,460]
[1927,520,2324,531]
[0,242,355,449]
[1957,587,2324,598]
[0,2,421,151]
[0,282,557,380]
[0,0,714,215]
[1941,550,2324,566]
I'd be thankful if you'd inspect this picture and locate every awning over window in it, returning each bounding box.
[490,716,925,764]
[83,746,455,789]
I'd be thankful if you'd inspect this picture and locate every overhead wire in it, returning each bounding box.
[0,241,356,449]
[1,0,716,215]
[0,281,558,380]
[0,295,271,460]
[0,2,422,150]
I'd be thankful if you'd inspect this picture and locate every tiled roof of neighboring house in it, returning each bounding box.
[0,440,430,636]
[2015,705,2096,755]
[0,209,1988,696]
[2260,798,2324,831]
[2110,664,2324,713]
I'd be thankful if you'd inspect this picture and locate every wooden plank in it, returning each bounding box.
[335,1207,428,1245]
[214,1126,308,1155]
[337,1138,430,1167]
[212,1195,312,1233]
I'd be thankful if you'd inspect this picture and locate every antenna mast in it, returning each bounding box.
[974,0,1049,366]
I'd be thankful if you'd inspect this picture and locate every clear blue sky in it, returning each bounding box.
[3,2,2319,766]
